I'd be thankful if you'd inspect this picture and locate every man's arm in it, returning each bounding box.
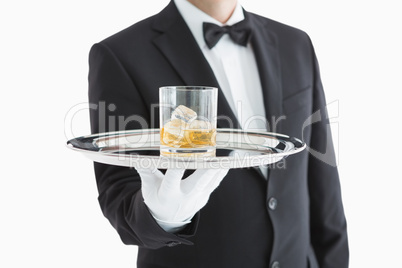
[88,43,198,249]
[307,42,349,267]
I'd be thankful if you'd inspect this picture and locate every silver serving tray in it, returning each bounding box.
[66,128,305,169]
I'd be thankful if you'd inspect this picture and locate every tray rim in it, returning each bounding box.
[66,128,306,168]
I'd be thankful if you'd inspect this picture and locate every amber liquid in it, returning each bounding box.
[160,128,216,157]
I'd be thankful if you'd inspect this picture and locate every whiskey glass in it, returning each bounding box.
[159,86,218,157]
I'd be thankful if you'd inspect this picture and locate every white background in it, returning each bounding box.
[1,0,401,267]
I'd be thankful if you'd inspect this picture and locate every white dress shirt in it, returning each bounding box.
[174,0,267,131]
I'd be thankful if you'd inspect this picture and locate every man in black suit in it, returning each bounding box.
[88,0,349,267]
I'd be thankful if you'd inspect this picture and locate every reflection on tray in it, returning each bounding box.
[66,128,305,169]
[108,148,277,157]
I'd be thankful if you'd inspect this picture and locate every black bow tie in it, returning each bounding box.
[203,20,252,49]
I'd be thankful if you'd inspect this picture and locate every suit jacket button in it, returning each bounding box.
[271,261,280,268]
[268,197,278,210]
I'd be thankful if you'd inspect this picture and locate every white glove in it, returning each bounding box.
[137,168,229,232]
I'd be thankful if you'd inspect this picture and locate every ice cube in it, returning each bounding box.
[185,119,215,146]
[171,105,197,123]
[162,119,188,147]
[188,119,212,130]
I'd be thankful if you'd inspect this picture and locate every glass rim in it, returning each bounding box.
[159,86,217,91]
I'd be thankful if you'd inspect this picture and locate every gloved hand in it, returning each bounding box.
[137,168,229,232]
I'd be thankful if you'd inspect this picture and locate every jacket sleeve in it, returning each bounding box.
[307,41,349,267]
[88,42,198,249]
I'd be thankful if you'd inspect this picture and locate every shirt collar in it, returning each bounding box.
[174,0,245,49]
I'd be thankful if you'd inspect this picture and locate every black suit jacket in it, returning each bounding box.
[88,1,349,267]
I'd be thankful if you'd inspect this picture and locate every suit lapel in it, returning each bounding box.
[152,1,240,128]
[246,12,283,181]
[247,12,283,133]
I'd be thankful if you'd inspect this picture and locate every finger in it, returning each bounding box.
[181,169,212,192]
[184,169,227,192]
[160,168,186,194]
[204,168,229,193]
[136,168,164,188]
